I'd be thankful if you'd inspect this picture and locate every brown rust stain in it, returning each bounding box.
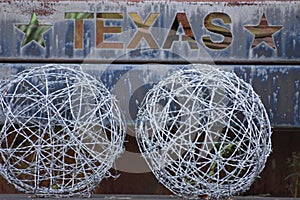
[1,0,294,7]
[1,0,294,16]
[6,0,59,16]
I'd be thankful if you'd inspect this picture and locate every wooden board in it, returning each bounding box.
[0,1,299,63]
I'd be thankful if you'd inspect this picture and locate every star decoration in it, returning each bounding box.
[244,13,283,49]
[15,12,52,48]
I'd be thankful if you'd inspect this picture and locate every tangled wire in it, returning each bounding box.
[136,66,272,199]
[0,65,125,197]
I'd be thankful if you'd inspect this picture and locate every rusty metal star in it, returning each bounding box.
[244,13,283,49]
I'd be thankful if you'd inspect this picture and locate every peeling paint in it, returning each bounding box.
[0,1,299,62]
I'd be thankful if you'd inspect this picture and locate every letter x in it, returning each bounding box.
[128,12,159,49]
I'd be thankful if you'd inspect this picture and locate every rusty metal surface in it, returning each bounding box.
[0,194,299,200]
[0,128,298,197]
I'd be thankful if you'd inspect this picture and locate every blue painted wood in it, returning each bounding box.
[0,63,298,127]
[0,1,299,62]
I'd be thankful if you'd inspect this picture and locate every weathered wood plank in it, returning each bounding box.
[0,1,299,62]
[0,63,298,127]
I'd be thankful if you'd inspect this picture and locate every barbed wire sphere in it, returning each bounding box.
[0,64,125,197]
[136,66,272,199]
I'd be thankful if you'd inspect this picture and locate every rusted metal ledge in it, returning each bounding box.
[0,194,299,200]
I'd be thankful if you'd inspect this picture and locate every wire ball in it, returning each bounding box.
[136,66,272,199]
[0,64,125,197]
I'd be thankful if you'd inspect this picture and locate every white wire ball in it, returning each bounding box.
[136,66,272,199]
[0,64,125,197]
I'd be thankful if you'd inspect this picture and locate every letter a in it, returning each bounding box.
[163,13,198,49]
